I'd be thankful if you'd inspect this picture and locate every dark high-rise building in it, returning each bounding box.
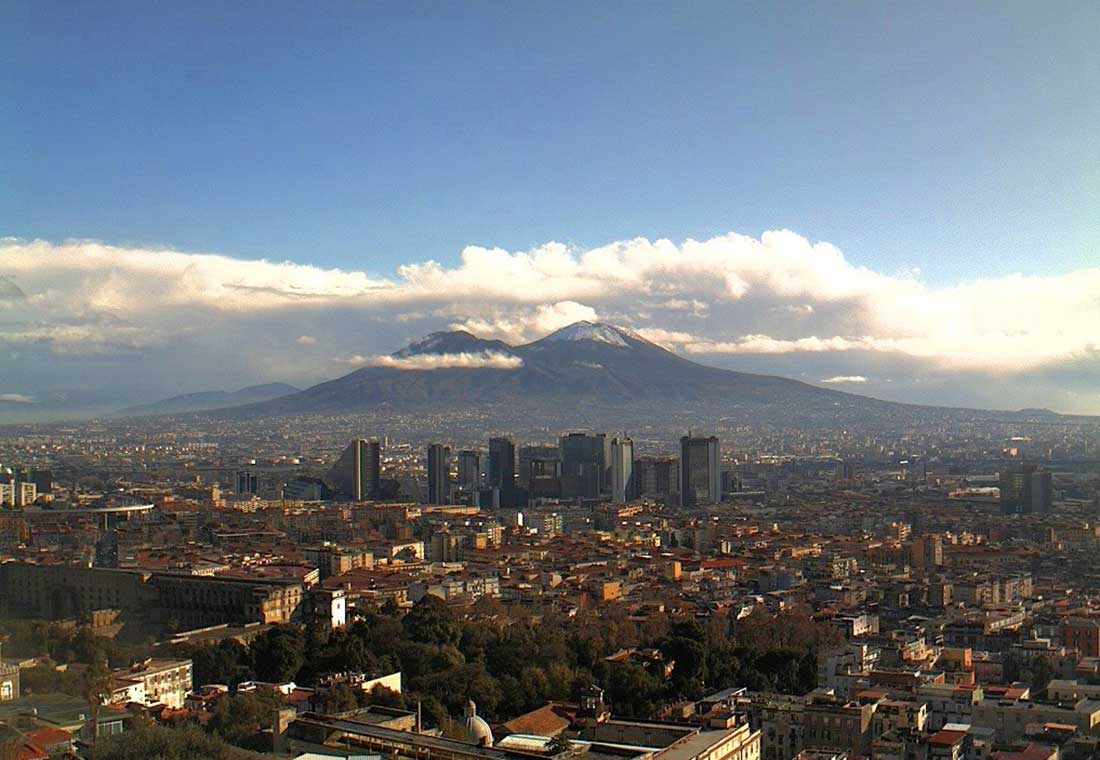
[518,445,559,488]
[680,435,720,507]
[328,439,382,501]
[636,456,679,499]
[560,433,609,499]
[457,450,481,490]
[1000,464,1053,514]
[527,455,562,499]
[236,471,259,495]
[488,437,516,508]
[31,468,52,495]
[427,443,451,505]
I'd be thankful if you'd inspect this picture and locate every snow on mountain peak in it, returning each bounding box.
[543,321,630,347]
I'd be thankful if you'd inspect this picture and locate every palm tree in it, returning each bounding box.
[82,652,112,760]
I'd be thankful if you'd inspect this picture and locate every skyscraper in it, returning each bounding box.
[488,437,516,508]
[327,439,381,501]
[518,445,559,488]
[610,436,634,504]
[527,455,562,499]
[636,456,679,499]
[457,450,481,490]
[560,433,608,499]
[427,443,450,505]
[680,435,720,507]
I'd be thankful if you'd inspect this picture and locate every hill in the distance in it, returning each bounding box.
[226,322,906,426]
[185,322,1082,430]
[114,382,299,418]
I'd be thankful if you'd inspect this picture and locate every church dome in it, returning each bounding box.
[463,699,494,747]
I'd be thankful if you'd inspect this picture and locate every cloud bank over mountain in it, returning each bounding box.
[1,231,1098,418]
[338,351,524,370]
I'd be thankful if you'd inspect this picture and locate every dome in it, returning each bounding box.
[463,700,494,747]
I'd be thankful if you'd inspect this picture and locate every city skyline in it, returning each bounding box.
[5,6,1100,760]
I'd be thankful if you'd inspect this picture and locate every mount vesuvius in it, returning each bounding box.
[225,322,919,425]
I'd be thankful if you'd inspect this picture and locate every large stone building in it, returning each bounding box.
[0,562,305,628]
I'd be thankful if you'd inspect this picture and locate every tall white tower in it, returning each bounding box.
[611,436,634,504]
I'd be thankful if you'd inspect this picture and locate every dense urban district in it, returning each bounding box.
[1,402,1099,760]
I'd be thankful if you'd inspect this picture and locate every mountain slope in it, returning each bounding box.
[230,322,885,421]
[114,382,299,417]
[392,330,514,358]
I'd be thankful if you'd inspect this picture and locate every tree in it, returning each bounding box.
[325,682,359,714]
[365,684,406,709]
[83,652,113,760]
[545,662,577,702]
[98,723,265,760]
[661,636,708,698]
[249,625,305,683]
[403,595,461,647]
[209,689,285,751]
[176,639,253,688]
[1030,655,1055,694]
[603,662,662,718]
[547,732,576,755]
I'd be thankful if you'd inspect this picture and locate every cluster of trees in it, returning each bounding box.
[1002,651,1056,694]
[166,595,839,747]
[3,596,839,757]
[97,723,265,760]
[0,618,154,670]
[0,618,155,700]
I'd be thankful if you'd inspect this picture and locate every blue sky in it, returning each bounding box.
[4,2,1098,284]
[3,2,1100,420]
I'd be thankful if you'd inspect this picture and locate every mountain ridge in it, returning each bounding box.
[114,382,299,418]
[199,322,1088,429]
[225,322,893,422]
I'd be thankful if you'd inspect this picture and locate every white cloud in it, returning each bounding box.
[0,322,163,354]
[2,232,1100,412]
[684,335,872,355]
[0,393,35,403]
[630,327,700,348]
[295,335,317,345]
[448,301,599,344]
[336,351,524,370]
[820,375,868,384]
[773,303,814,315]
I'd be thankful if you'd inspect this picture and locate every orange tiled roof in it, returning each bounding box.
[23,727,72,747]
[499,703,574,737]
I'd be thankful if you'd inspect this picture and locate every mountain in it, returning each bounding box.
[114,382,299,417]
[392,330,514,358]
[227,322,907,426]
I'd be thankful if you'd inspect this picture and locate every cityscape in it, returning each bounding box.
[3,3,1100,760]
